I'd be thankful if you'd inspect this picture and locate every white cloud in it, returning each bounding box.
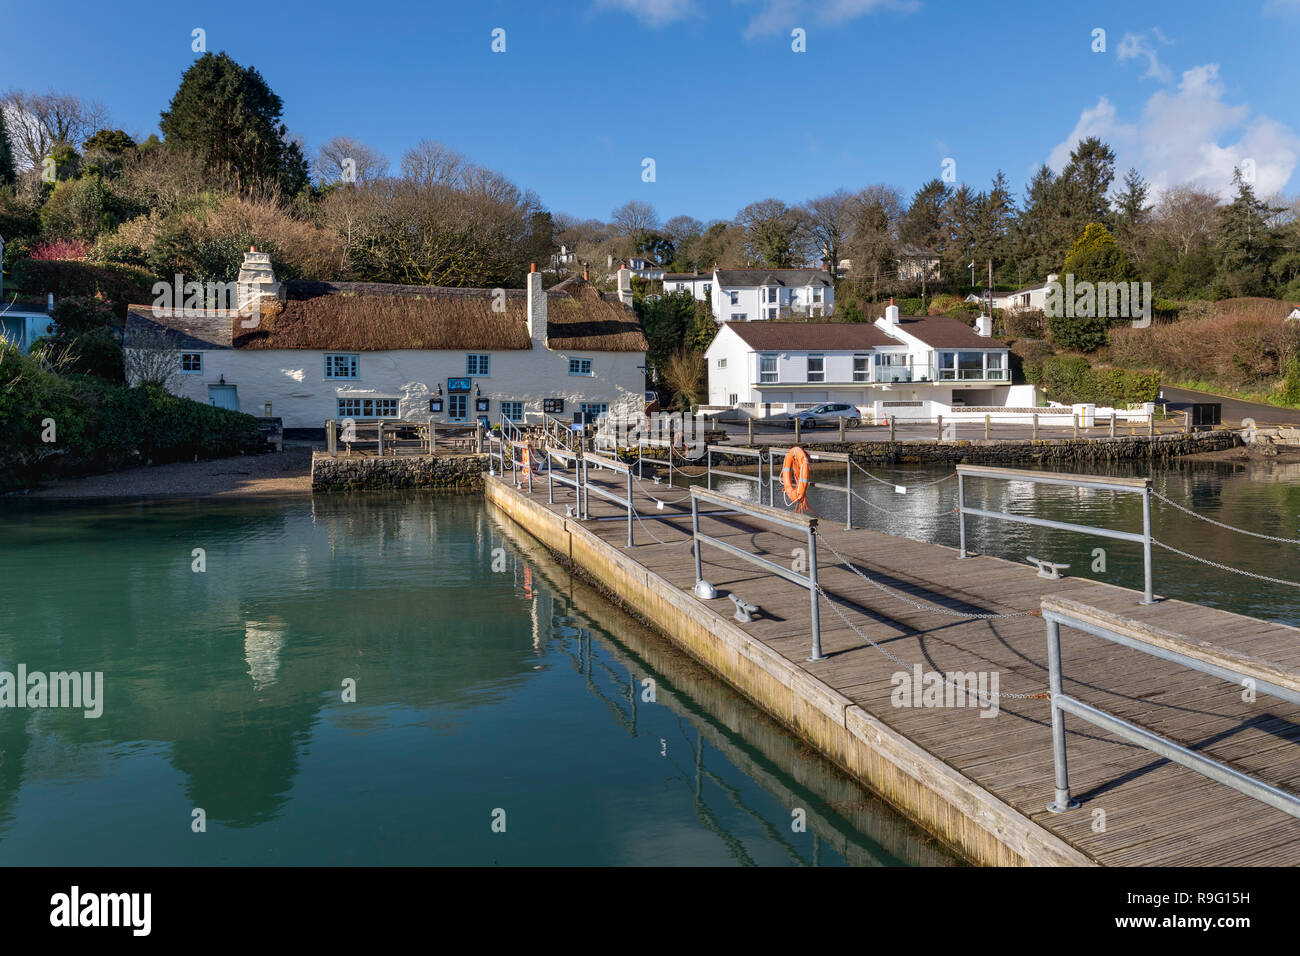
[739,0,919,38]
[1263,0,1300,14]
[1116,31,1172,83]
[1049,63,1300,200]
[592,0,698,28]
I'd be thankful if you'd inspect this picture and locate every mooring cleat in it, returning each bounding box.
[730,594,760,623]
[1026,555,1070,580]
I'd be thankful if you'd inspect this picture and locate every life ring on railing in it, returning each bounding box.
[781,446,811,512]
[520,441,533,473]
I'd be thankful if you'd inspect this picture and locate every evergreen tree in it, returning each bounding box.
[899,178,950,253]
[1062,222,1134,283]
[1217,167,1279,295]
[1115,167,1150,230]
[973,170,1014,278]
[0,107,14,186]
[159,52,308,195]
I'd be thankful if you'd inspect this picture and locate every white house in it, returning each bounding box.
[998,274,1058,312]
[0,295,56,355]
[705,302,1035,421]
[124,251,648,432]
[662,272,713,302]
[711,268,834,322]
[895,244,942,282]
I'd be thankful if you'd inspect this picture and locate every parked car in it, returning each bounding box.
[645,391,661,413]
[787,403,861,429]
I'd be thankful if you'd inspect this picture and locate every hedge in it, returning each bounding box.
[1033,354,1160,407]
[9,259,155,317]
[0,344,265,490]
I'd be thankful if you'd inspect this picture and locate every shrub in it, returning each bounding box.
[899,297,924,315]
[51,293,116,333]
[1047,309,1110,352]
[9,258,154,317]
[1003,308,1046,339]
[1035,354,1160,406]
[1280,355,1300,407]
[30,238,90,260]
[1011,339,1054,384]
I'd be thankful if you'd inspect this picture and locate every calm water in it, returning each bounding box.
[702,454,1300,626]
[0,495,957,866]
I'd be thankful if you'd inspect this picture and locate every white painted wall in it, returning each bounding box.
[130,346,646,429]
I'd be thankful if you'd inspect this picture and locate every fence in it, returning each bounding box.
[955,464,1154,604]
[767,447,853,530]
[324,418,484,456]
[1040,595,1300,819]
[690,485,826,661]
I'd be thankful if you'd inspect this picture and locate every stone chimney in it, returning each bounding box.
[885,298,900,325]
[1046,273,1059,284]
[526,263,547,350]
[975,314,992,336]
[616,265,633,308]
[237,246,283,313]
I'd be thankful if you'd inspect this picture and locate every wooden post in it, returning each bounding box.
[1072,414,1078,439]
[475,420,484,454]
[747,417,754,446]
[1110,412,1116,437]
[1184,411,1192,434]
[378,420,385,456]
[839,416,845,441]
[326,419,337,457]
[794,417,801,443]
[888,416,896,442]
[1148,413,1155,438]
[431,419,439,454]
[1032,413,1038,440]
[937,414,944,442]
[984,414,991,440]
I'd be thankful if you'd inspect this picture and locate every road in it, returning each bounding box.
[1156,385,1300,426]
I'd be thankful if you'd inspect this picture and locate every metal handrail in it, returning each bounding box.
[689,485,826,661]
[706,445,764,503]
[582,451,635,547]
[955,464,1154,604]
[1040,595,1300,819]
[767,446,853,530]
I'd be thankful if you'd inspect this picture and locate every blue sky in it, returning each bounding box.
[4,0,1298,222]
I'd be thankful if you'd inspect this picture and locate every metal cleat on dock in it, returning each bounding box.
[1026,556,1069,580]
[729,594,761,623]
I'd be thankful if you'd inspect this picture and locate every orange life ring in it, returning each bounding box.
[520,441,533,472]
[781,446,811,512]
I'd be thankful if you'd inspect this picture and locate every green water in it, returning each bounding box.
[0,495,957,866]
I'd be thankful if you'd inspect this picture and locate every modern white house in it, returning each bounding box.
[662,272,713,301]
[124,251,648,432]
[995,274,1058,312]
[711,268,835,322]
[704,302,1035,422]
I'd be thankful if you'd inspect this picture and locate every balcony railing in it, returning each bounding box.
[751,363,1009,386]
[938,368,1009,381]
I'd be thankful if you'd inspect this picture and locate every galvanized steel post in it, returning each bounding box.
[806,525,826,662]
[1141,484,1154,604]
[957,472,967,558]
[691,493,703,584]
[626,467,634,548]
[1045,617,1079,813]
[845,459,852,531]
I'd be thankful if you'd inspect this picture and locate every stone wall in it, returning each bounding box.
[634,431,1240,469]
[311,452,488,492]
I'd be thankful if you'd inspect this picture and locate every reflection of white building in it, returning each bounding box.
[244,621,286,686]
[705,302,1035,421]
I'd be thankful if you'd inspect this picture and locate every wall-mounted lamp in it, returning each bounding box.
[436,384,443,397]
[219,374,226,385]
[475,384,481,397]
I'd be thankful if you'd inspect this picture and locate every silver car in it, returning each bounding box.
[788,403,861,429]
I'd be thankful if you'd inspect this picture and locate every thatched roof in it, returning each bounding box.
[125,277,647,353]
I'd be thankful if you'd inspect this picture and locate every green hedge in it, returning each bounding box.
[0,344,264,489]
[1033,354,1160,407]
[10,259,155,317]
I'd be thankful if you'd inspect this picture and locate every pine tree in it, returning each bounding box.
[0,107,14,186]
[159,52,308,195]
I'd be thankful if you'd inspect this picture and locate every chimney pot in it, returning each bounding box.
[530,262,536,273]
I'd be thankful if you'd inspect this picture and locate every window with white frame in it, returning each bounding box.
[730,313,747,322]
[759,353,777,383]
[729,393,738,405]
[766,308,777,319]
[807,354,824,383]
[180,352,202,373]
[337,397,398,418]
[580,403,608,419]
[500,401,523,420]
[325,353,359,379]
[703,283,711,293]
[717,358,727,368]
[466,354,490,376]
[569,357,592,376]
[728,291,739,306]
[765,287,777,303]
[852,354,870,382]
[812,288,822,302]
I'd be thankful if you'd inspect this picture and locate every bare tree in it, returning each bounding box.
[1149,186,1222,257]
[611,200,659,242]
[803,190,853,272]
[736,198,808,267]
[315,136,389,185]
[124,328,181,391]
[1,89,109,170]
[399,140,466,187]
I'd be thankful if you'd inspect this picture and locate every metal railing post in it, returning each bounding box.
[547,450,554,504]
[706,447,713,491]
[845,458,852,530]
[626,467,634,548]
[1141,485,1154,604]
[807,525,826,662]
[692,493,703,585]
[1045,617,1079,812]
[377,420,385,457]
[957,472,967,558]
